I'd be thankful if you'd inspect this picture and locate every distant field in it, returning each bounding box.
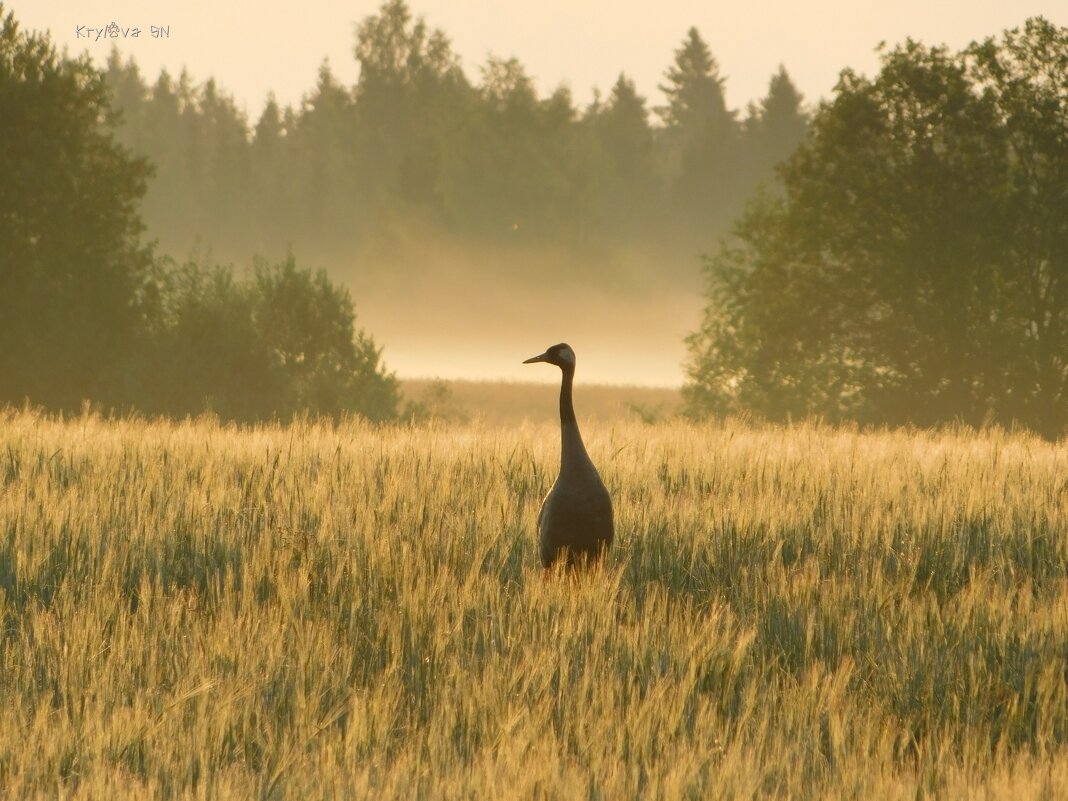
[399,378,682,425]
[0,411,1066,799]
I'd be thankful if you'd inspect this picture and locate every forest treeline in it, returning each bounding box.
[2,0,810,423]
[5,0,1063,436]
[102,0,808,272]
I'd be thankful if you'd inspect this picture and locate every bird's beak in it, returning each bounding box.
[523,351,548,364]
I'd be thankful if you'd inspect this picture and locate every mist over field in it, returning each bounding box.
[175,224,705,386]
[337,238,702,386]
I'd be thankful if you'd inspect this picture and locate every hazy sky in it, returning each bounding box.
[15,1,1066,120]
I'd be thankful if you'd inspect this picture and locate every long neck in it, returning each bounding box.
[558,365,589,467]
[559,365,577,427]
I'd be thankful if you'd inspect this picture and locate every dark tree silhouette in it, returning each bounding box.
[2,5,400,423]
[145,255,399,422]
[97,1,806,269]
[0,6,154,410]
[293,61,357,239]
[250,93,292,247]
[747,66,808,176]
[685,18,1068,439]
[657,27,742,234]
[588,74,658,230]
[353,0,468,218]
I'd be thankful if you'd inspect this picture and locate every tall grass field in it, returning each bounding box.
[0,408,1065,799]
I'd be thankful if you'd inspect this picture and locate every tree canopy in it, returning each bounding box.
[685,18,1068,438]
[144,254,399,423]
[0,5,153,410]
[0,4,398,422]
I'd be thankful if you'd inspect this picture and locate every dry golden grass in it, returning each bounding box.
[0,409,1066,799]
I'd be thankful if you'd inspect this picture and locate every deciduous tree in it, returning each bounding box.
[685,18,1068,438]
[0,6,153,410]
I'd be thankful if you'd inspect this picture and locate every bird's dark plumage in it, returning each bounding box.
[523,343,614,569]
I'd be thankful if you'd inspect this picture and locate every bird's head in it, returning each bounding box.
[523,343,576,370]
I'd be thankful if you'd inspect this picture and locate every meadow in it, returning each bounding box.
[0,406,1065,799]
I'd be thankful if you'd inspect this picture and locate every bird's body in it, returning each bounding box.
[524,343,614,569]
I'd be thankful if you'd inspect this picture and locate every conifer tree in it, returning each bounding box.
[590,73,656,228]
[657,28,740,234]
[752,66,808,172]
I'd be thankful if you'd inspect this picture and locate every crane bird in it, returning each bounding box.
[523,343,614,569]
